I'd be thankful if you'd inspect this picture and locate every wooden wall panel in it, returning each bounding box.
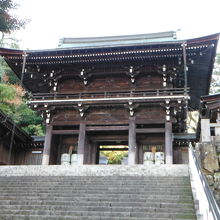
[173,147,189,164]
[52,106,165,126]
[59,74,162,93]
[53,110,80,124]
[136,75,162,89]
[136,106,165,121]
[86,108,129,125]
[0,143,16,165]
[0,143,9,165]
[14,148,43,165]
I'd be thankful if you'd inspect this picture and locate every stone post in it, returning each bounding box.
[201,118,211,142]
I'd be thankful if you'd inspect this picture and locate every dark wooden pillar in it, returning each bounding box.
[42,124,52,165]
[165,121,173,164]
[84,140,90,164]
[77,120,86,165]
[128,117,136,165]
[91,143,98,164]
[56,136,62,165]
[138,144,143,164]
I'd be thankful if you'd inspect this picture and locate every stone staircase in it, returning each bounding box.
[0,165,196,220]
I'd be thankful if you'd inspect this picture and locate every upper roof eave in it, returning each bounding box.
[0,33,219,55]
[60,31,177,43]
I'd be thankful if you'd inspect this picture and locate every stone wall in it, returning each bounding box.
[195,137,220,207]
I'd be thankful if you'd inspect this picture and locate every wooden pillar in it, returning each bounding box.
[56,136,62,165]
[165,121,173,164]
[77,120,86,165]
[96,146,100,164]
[84,140,90,164]
[88,144,92,164]
[91,143,98,164]
[42,124,52,165]
[138,144,143,164]
[128,117,136,165]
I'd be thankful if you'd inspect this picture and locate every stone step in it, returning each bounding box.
[0,199,194,208]
[0,165,195,219]
[0,209,196,219]
[0,214,196,220]
[0,179,191,183]
[0,177,190,181]
[0,191,193,197]
[0,195,194,203]
[0,181,191,186]
[0,175,189,178]
[0,187,192,193]
[0,183,191,188]
[0,165,189,177]
[0,204,195,213]
[0,186,191,191]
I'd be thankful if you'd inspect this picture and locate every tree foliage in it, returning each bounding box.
[210,53,220,94]
[0,0,26,35]
[0,1,43,136]
[0,81,44,136]
[0,56,20,83]
[100,146,128,164]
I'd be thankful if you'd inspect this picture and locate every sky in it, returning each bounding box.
[13,0,220,51]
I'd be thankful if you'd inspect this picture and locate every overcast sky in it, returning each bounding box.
[13,0,220,50]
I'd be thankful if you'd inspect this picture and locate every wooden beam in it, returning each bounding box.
[99,148,128,151]
[90,135,128,142]
[52,130,79,135]
[136,119,165,124]
[165,121,173,164]
[136,128,165,133]
[86,125,128,131]
[128,117,136,165]
[42,124,52,165]
[77,120,86,165]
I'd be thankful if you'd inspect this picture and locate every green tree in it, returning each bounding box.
[100,146,128,164]
[0,0,25,83]
[0,1,43,136]
[0,82,17,116]
[0,0,26,36]
[16,103,44,136]
[0,82,44,136]
[0,56,20,84]
[210,53,220,94]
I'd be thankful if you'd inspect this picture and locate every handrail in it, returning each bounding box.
[30,88,189,101]
[189,144,220,220]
